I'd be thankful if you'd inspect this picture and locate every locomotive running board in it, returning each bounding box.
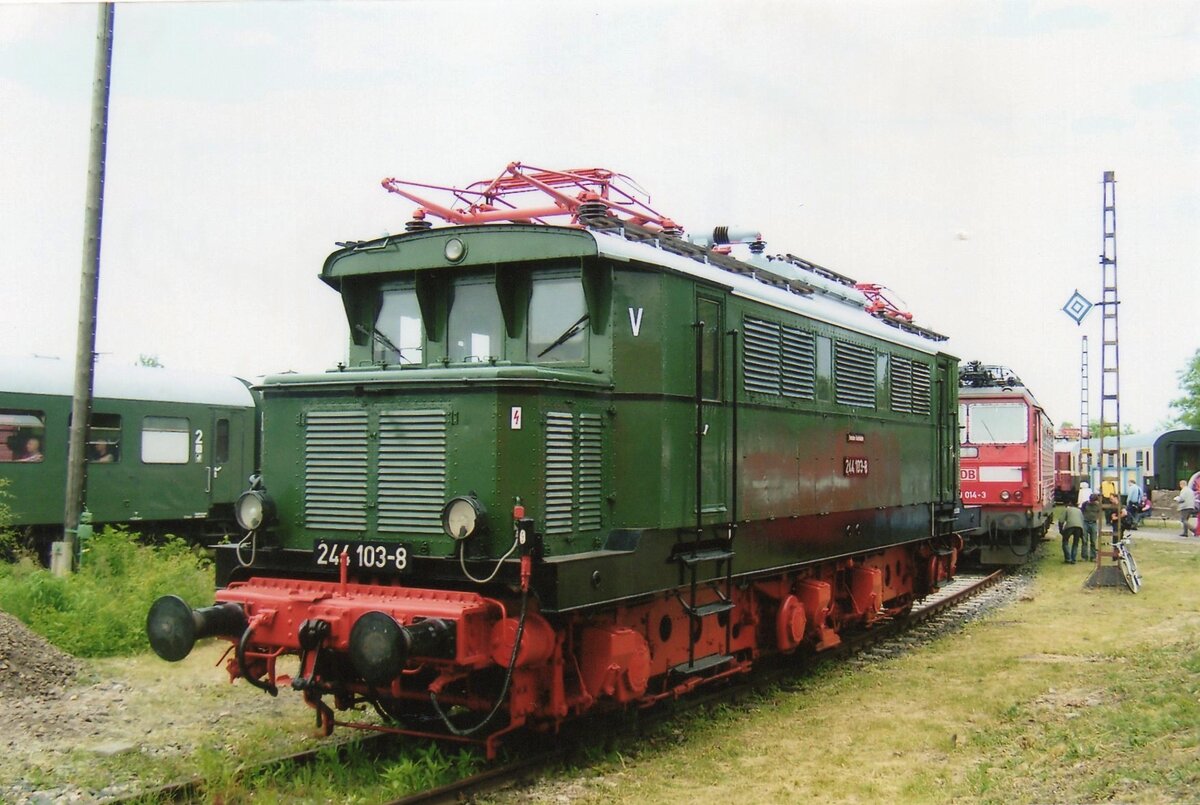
[671,653,733,676]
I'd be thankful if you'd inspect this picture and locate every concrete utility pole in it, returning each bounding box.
[57,3,115,577]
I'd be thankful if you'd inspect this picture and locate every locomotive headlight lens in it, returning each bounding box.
[1014,490,1024,500]
[444,237,466,262]
[235,490,274,531]
[442,496,486,540]
[999,490,1011,501]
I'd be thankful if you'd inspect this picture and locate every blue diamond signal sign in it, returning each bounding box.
[1062,290,1093,325]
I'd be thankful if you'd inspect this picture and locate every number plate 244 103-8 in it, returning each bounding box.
[313,540,410,573]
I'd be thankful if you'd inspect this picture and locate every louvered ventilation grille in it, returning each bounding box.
[378,410,446,534]
[304,410,368,531]
[892,357,932,415]
[910,361,932,415]
[891,357,914,413]
[544,413,575,534]
[834,341,876,408]
[743,318,780,394]
[544,412,604,536]
[743,317,815,399]
[780,326,816,399]
[578,414,603,531]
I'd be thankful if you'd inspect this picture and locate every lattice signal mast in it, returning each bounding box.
[1098,171,1121,516]
[1080,334,1090,461]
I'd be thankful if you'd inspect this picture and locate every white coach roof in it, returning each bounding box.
[0,355,255,408]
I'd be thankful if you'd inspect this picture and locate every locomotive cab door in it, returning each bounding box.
[696,296,729,522]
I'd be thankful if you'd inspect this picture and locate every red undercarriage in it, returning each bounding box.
[216,539,959,758]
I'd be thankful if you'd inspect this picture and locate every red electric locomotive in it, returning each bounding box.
[958,362,1054,564]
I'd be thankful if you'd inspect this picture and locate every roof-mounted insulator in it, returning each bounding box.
[749,239,766,255]
[405,209,433,232]
[576,199,610,223]
[659,219,683,238]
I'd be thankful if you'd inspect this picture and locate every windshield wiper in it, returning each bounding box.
[354,324,412,364]
[537,313,589,358]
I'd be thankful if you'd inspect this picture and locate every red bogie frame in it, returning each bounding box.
[211,540,958,758]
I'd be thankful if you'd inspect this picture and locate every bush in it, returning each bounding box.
[0,525,214,657]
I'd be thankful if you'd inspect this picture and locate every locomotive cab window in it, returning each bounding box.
[141,416,190,464]
[529,275,588,363]
[964,403,1027,445]
[374,287,424,365]
[87,413,121,463]
[698,298,722,400]
[0,410,45,462]
[448,279,504,362]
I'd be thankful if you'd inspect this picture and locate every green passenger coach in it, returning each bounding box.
[150,165,968,757]
[0,355,256,547]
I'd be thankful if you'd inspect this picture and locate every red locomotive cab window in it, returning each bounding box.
[964,403,1028,445]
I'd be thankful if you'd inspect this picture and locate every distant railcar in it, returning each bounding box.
[0,356,257,548]
[1053,428,1200,503]
[957,362,1054,565]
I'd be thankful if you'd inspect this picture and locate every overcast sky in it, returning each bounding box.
[1,0,1196,432]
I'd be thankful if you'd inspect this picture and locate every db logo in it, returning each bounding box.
[960,468,978,481]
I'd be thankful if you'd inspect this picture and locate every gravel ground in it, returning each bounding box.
[0,621,334,805]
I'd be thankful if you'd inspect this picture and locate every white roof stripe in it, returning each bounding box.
[0,356,255,408]
[591,233,951,357]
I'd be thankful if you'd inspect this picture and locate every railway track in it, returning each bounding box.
[112,570,1005,805]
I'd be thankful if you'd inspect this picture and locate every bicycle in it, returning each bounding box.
[1113,536,1141,594]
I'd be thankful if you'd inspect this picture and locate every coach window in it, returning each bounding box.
[0,410,45,462]
[88,413,121,463]
[529,276,587,363]
[965,403,1027,444]
[448,280,504,362]
[142,416,190,464]
[374,287,424,365]
[698,298,722,399]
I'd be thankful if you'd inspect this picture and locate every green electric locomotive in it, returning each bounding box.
[149,165,968,756]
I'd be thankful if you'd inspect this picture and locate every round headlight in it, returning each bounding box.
[442,496,485,540]
[999,490,1011,501]
[236,490,273,530]
[444,237,466,262]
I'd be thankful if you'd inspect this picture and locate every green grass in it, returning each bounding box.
[0,525,214,657]
[477,536,1200,804]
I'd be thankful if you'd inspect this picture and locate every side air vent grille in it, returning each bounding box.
[743,318,781,395]
[743,317,815,400]
[578,414,603,531]
[304,409,368,531]
[544,412,605,536]
[544,413,575,535]
[891,357,932,416]
[780,326,816,399]
[377,410,446,534]
[834,341,876,408]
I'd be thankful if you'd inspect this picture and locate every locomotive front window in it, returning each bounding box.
[529,277,587,363]
[448,281,503,362]
[965,403,1028,445]
[0,409,45,462]
[374,288,424,365]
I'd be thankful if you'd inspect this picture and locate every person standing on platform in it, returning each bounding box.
[1058,502,1084,564]
[1175,480,1197,537]
[1125,479,1145,529]
[1081,493,1102,560]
